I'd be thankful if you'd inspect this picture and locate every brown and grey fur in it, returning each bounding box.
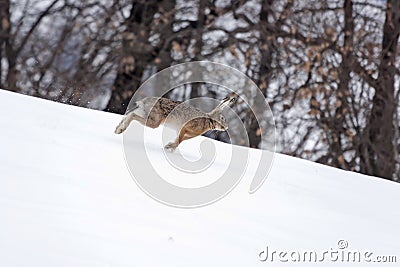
[115,96,235,151]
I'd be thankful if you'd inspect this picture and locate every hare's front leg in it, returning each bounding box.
[164,128,197,151]
[165,128,186,151]
[164,140,180,152]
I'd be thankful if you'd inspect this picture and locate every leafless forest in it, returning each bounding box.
[0,0,399,181]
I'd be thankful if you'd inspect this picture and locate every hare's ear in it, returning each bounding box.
[211,96,236,113]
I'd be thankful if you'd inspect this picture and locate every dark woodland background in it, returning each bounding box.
[0,0,399,181]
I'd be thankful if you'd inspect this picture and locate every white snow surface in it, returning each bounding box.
[0,89,399,266]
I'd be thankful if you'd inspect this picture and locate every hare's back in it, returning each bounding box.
[139,97,181,116]
[148,97,209,125]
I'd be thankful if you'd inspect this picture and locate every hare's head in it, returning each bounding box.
[208,96,236,131]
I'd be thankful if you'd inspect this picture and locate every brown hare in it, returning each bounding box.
[115,96,236,151]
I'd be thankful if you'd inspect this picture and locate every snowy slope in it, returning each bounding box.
[0,89,399,267]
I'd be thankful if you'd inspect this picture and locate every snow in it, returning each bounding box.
[0,89,399,266]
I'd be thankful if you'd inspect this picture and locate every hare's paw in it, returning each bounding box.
[164,142,178,152]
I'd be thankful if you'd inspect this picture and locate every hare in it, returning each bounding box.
[115,96,236,151]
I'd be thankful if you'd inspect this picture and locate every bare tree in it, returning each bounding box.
[105,0,176,114]
[1,0,60,91]
[0,0,127,108]
[255,0,400,180]
[361,0,399,179]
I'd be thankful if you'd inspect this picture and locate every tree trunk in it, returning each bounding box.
[0,0,8,89]
[250,0,275,148]
[0,0,17,91]
[330,0,353,169]
[362,0,399,179]
[190,0,206,100]
[105,0,159,114]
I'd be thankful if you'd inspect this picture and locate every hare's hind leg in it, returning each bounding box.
[115,112,146,134]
